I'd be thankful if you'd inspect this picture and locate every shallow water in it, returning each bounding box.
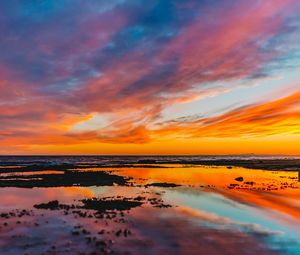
[0,159,300,255]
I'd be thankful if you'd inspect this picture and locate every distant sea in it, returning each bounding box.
[0,155,299,166]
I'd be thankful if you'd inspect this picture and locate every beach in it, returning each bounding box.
[0,156,299,255]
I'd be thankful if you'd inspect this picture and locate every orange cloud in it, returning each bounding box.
[155,91,300,139]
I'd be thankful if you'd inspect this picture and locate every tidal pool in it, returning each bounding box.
[0,162,300,255]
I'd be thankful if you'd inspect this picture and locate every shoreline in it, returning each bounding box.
[0,157,299,172]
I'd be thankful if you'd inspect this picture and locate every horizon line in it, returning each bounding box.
[0,154,299,157]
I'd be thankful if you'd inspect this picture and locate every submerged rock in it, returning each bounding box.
[81,197,143,212]
[234,177,244,182]
[34,197,145,214]
[145,182,180,188]
[34,200,72,210]
[0,170,129,188]
[244,181,255,186]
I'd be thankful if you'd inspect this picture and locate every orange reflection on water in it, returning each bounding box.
[114,165,299,189]
[112,165,300,220]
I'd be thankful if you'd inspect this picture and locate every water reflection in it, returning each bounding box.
[0,165,300,254]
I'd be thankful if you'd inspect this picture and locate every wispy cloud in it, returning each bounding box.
[155,91,300,138]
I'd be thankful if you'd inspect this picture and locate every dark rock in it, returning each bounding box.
[72,231,80,236]
[34,200,60,210]
[98,230,105,235]
[235,177,244,182]
[81,197,144,212]
[95,240,107,247]
[0,170,128,188]
[115,229,122,237]
[145,182,180,188]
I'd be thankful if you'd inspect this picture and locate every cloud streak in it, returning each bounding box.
[155,91,300,139]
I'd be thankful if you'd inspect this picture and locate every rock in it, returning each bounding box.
[98,230,105,235]
[34,200,60,210]
[124,229,131,237]
[145,182,180,188]
[81,197,144,212]
[235,177,244,182]
[115,229,122,237]
[72,231,80,236]
[95,240,107,247]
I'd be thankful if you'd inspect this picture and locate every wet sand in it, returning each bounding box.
[0,157,300,254]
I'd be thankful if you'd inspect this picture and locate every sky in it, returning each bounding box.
[1,0,300,155]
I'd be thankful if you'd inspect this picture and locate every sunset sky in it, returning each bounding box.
[1,0,300,155]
